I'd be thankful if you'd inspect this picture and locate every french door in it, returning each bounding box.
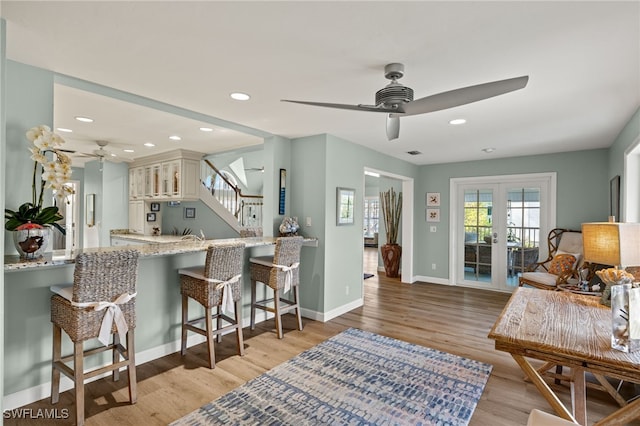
[451,173,556,292]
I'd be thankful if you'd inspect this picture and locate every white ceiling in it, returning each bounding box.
[2,1,639,166]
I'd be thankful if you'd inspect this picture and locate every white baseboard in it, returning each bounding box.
[300,298,363,322]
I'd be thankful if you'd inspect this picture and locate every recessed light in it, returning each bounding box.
[482,147,496,153]
[199,127,214,132]
[230,92,250,101]
[56,128,73,133]
[75,116,94,123]
[449,118,466,125]
[123,149,135,153]
[169,135,181,141]
[144,142,155,147]
[406,150,422,156]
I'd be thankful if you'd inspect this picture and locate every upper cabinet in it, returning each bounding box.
[129,149,203,201]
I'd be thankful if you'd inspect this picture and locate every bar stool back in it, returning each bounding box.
[250,236,304,339]
[179,242,245,368]
[50,249,139,426]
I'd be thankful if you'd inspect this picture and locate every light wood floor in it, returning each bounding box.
[8,247,640,425]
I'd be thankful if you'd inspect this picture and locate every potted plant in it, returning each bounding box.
[380,187,402,278]
[4,125,74,258]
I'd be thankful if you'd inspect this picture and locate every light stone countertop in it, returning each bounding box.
[4,236,318,271]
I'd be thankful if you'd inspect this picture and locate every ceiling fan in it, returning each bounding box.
[74,140,132,163]
[282,63,529,140]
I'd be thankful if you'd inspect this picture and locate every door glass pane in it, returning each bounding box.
[464,189,493,283]
[507,187,541,286]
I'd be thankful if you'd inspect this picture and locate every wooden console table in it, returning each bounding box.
[488,287,640,425]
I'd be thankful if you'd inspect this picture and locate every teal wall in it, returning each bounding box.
[609,107,640,178]
[291,133,418,313]
[263,135,292,236]
[4,60,54,255]
[609,106,640,200]
[415,149,609,279]
[160,199,239,239]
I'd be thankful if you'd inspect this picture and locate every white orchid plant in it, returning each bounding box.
[4,125,74,233]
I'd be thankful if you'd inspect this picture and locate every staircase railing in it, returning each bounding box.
[202,159,264,227]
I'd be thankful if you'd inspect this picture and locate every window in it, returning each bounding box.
[363,197,379,237]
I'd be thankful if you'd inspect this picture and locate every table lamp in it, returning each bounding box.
[582,222,640,352]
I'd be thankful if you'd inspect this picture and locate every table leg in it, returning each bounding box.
[571,367,587,425]
[512,354,578,423]
[595,396,640,425]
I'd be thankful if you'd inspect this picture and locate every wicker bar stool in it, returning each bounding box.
[50,249,139,426]
[250,236,304,339]
[179,242,245,368]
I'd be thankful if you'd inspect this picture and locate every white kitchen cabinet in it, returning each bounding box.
[129,166,145,200]
[128,200,145,234]
[129,150,202,201]
[145,163,162,198]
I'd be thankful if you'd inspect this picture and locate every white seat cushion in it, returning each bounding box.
[527,409,576,425]
[178,266,206,280]
[249,256,275,267]
[50,285,73,301]
[521,272,559,287]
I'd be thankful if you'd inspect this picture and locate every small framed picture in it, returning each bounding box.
[426,208,440,222]
[184,207,196,219]
[426,192,440,206]
[336,187,356,226]
[150,202,160,212]
[146,212,156,222]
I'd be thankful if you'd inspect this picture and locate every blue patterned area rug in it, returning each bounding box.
[171,328,492,426]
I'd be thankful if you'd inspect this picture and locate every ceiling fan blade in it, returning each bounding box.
[386,115,400,141]
[282,99,401,113]
[398,75,529,117]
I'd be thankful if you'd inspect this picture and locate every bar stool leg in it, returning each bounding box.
[216,305,222,343]
[181,294,188,355]
[294,286,303,331]
[112,334,120,382]
[127,330,137,404]
[204,306,216,369]
[73,342,85,426]
[274,288,283,339]
[250,279,257,330]
[51,324,62,404]
[235,299,244,356]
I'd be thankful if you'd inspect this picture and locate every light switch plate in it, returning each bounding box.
[430,226,437,232]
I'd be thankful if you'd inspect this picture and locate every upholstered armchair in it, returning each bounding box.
[519,228,583,290]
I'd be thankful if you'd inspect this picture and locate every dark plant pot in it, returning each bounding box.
[381,243,402,278]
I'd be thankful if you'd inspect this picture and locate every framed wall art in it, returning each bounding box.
[184,207,196,219]
[279,168,286,215]
[336,187,355,226]
[150,202,160,212]
[426,192,440,206]
[146,212,156,222]
[426,208,440,222]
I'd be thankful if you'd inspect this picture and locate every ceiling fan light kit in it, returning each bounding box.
[282,63,529,141]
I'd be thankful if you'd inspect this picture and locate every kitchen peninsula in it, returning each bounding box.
[3,236,318,409]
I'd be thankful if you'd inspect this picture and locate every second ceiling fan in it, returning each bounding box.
[282,63,529,141]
